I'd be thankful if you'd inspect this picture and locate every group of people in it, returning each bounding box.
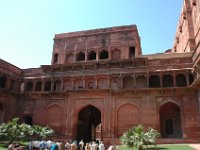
[28,140,61,150]
[27,139,105,150]
[65,140,105,150]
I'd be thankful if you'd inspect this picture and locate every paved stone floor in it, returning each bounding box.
[188,144,200,150]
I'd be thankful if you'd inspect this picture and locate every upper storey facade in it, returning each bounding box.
[52,25,142,65]
[173,0,200,53]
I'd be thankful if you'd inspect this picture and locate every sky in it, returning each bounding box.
[0,0,183,69]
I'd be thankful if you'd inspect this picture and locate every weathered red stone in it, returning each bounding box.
[1,0,200,145]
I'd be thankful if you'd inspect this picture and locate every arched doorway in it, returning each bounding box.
[77,105,101,142]
[159,102,182,138]
[23,116,33,126]
[0,103,5,124]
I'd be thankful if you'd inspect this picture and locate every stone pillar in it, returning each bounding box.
[146,72,149,88]
[95,75,98,89]
[61,77,64,92]
[51,78,54,92]
[133,73,136,88]
[97,49,99,61]
[173,71,176,87]
[120,74,123,89]
[72,77,75,90]
[41,79,45,91]
[83,76,85,90]
[186,71,190,86]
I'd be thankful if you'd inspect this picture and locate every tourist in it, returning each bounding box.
[90,141,98,150]
[79,140,84,150]
[98,141,105,150]
[28,141,33,150]
[50,143,58,150]
[84,143,90,150]
[65,141,71,150]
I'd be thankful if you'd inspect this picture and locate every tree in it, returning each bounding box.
[120,125,160,150]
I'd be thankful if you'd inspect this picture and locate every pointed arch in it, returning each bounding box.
[123,76,134,89]
[111,49,121,60]
[88,51,96,60]
[99,50,108,59]
[25,81,33,92]
[24,102,34,115]
[149,75,160,88]
[136,76,147,88]
[35,81,42,91]
[46,103,63,128]
[176,74,187,87]
[44,81,51,91]
[53,80,61,92]
[162,74,173,87]
[117,103,140,137]
[111,77,121,90]
[0,102,5,124]
[77,105,101,142]
[76,51,85,61]
[65,53,74,64]
[159,102,182,138]
[0,76,7,88]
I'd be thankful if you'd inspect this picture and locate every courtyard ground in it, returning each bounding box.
[188,144,200,150]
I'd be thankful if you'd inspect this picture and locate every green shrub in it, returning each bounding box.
[120,125,160,150]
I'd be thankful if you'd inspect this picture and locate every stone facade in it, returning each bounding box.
[1,0,200,145]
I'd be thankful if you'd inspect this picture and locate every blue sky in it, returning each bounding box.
[0,0,183,69]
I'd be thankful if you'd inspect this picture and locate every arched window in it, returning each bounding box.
[65,54,74,64]
[26,81,33,92]
[111,49,121,60]
[44,81,51,91]
[99,50,108,59]
[0,76,7,88]
[35,81,42,91]
[86,80,95,89]
[136,76,147,88]
[10,79,18,91]
[76,52,85,61]
[64,79,73,91]
[98,78,108,89]
[111,77,121,90]
[53,53,58,64]
[123,76,134,89]
[88,51,96,60]
[162,75,173,87]
[176,74,187,87]
[189,74,194,85]
[53,80,61,92]
[74,79,83,90]
[149,75,160,88]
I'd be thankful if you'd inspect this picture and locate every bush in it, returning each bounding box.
[0,118,54,144]
[120,125,160,150]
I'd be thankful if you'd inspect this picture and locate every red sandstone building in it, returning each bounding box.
[1,0,200,144]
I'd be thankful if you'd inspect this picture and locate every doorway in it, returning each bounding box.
[23,116,33,126]
[77,105,101,142]
[160,102,182,138]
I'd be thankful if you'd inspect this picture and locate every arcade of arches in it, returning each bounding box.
[68,100,185,142]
